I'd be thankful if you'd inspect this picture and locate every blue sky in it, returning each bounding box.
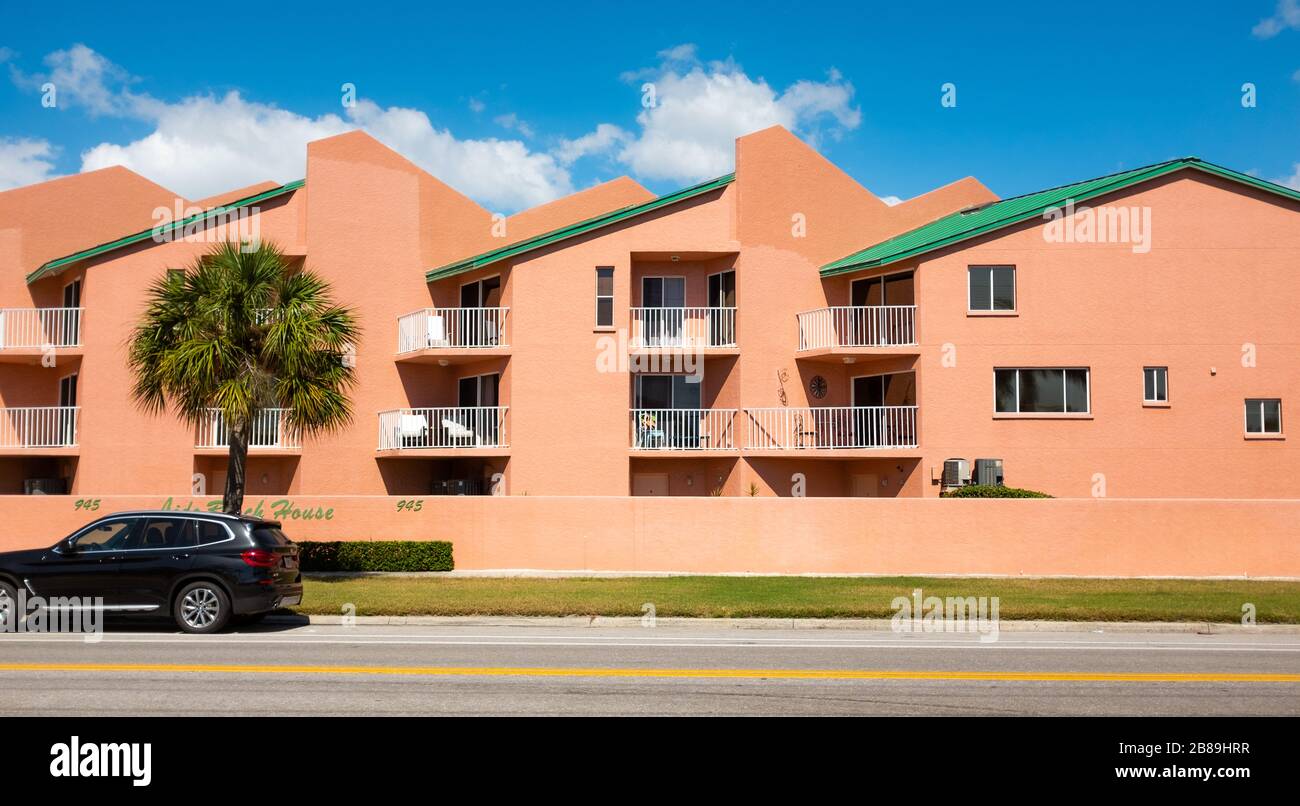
[1,0,1298,212]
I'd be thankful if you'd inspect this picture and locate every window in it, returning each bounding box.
[1143,367,1168,403]
[128,518,196,550]
[1245,399,1282,435]
[72,518,138,552]
[194,520,231,545]
[995,368,1089,414]
[969,265,1015,312]
[595,267,614,327]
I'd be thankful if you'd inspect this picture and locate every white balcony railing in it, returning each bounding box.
[629,307,736,348]
[378,406,508,450]
[0,308,84,350]
[744,406,918,450]
[630,408,738,450]
[397,307,509,353]
[196,408,299,450]
[797,305,916,350]
[0,406,78,448]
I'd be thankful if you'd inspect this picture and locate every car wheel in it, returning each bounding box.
[174,581,230,634]
[0,580,18,631]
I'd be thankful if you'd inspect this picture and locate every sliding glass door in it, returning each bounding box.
[641,277,685,346]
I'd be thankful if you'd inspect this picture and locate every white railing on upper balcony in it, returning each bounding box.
[630,408,738,450]
[0,406,79,448]
[196,408,299,450]
[397,307,510,353]
[377,406,508,450]
[744,406,918,450]
[629,307,736,349]
[796,305,917,350]
[0,308,84,350]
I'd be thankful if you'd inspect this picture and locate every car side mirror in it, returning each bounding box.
[56,538,78,555]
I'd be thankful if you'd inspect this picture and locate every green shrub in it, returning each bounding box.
[297,541,454,572]
[941,485,1052,499]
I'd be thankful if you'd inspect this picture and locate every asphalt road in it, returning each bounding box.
[1,621,1298,716]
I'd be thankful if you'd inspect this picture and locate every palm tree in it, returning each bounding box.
[128,241,359,513]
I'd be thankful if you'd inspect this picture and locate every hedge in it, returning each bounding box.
[941,485,1053,499]
[297,541,454,572]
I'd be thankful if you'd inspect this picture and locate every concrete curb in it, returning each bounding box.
[265,614,1300,633]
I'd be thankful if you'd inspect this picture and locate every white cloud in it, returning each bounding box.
[0,138,57,191]
[12,44,154,117]
[1275,163,1300,190]
[555,123,631,166]
[493,112,535,139]
[1253,0,1300,37]
[11,46,571,210]
[616,46,861,182]
[880,195,903,207]
[351,100,571,210]
[9,43,864,210]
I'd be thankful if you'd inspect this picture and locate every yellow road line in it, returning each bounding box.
[0,663,1297,682]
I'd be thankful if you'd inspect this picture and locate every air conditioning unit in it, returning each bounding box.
[973,458,1004,487]
[24,478,67,495]
[942,458,971,487]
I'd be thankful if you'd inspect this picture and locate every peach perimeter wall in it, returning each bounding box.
[1,496,1295,578]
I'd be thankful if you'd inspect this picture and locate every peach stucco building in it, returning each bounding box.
[2,125,1298,502]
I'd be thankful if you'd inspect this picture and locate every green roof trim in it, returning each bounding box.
[426,172,735,282]
[26,179,306,284]
[821,158,1300,277]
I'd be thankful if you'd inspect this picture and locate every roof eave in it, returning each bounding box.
[819,160,1300,277]
[424,173,735,282]
[26,179,306,284]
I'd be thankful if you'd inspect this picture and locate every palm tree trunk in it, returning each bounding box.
[223,423,249,514]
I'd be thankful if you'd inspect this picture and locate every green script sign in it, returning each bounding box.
[159,497,336,521]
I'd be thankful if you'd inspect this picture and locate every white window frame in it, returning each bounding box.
[1244,398,1283,435]
[968,265,1016,313]
[994,367,1090,416]
[1143,366,1169,405]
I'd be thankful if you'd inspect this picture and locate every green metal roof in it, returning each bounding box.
[26,179,306,284]
[426,172,735,282]
[821,158,1300,276]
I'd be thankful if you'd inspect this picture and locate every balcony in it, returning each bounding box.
[396,307,510,364]
[195,409,300,453]
[0,308,84,362]
[744,406,918,452]
[796,305,917,361]
[629,307,737,354]
[630,408,738,452]
[0,406,78,453]
[377,406,509,454]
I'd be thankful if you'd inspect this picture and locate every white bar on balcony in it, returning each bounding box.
[796,305,916,350]
[744,406,918,449]
[629,307,736,348]
[0,406,78,448]
[378,406,508,450]
[197,408,299,450]
[0,308,84,350]
[630,408,737,450]
[397,307,510,353]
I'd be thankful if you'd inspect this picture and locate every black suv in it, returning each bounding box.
[0,510,302,634]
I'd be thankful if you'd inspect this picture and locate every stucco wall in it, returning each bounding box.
[0,495,1294,578]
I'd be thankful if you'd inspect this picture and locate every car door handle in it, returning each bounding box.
[171,554,190,560]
